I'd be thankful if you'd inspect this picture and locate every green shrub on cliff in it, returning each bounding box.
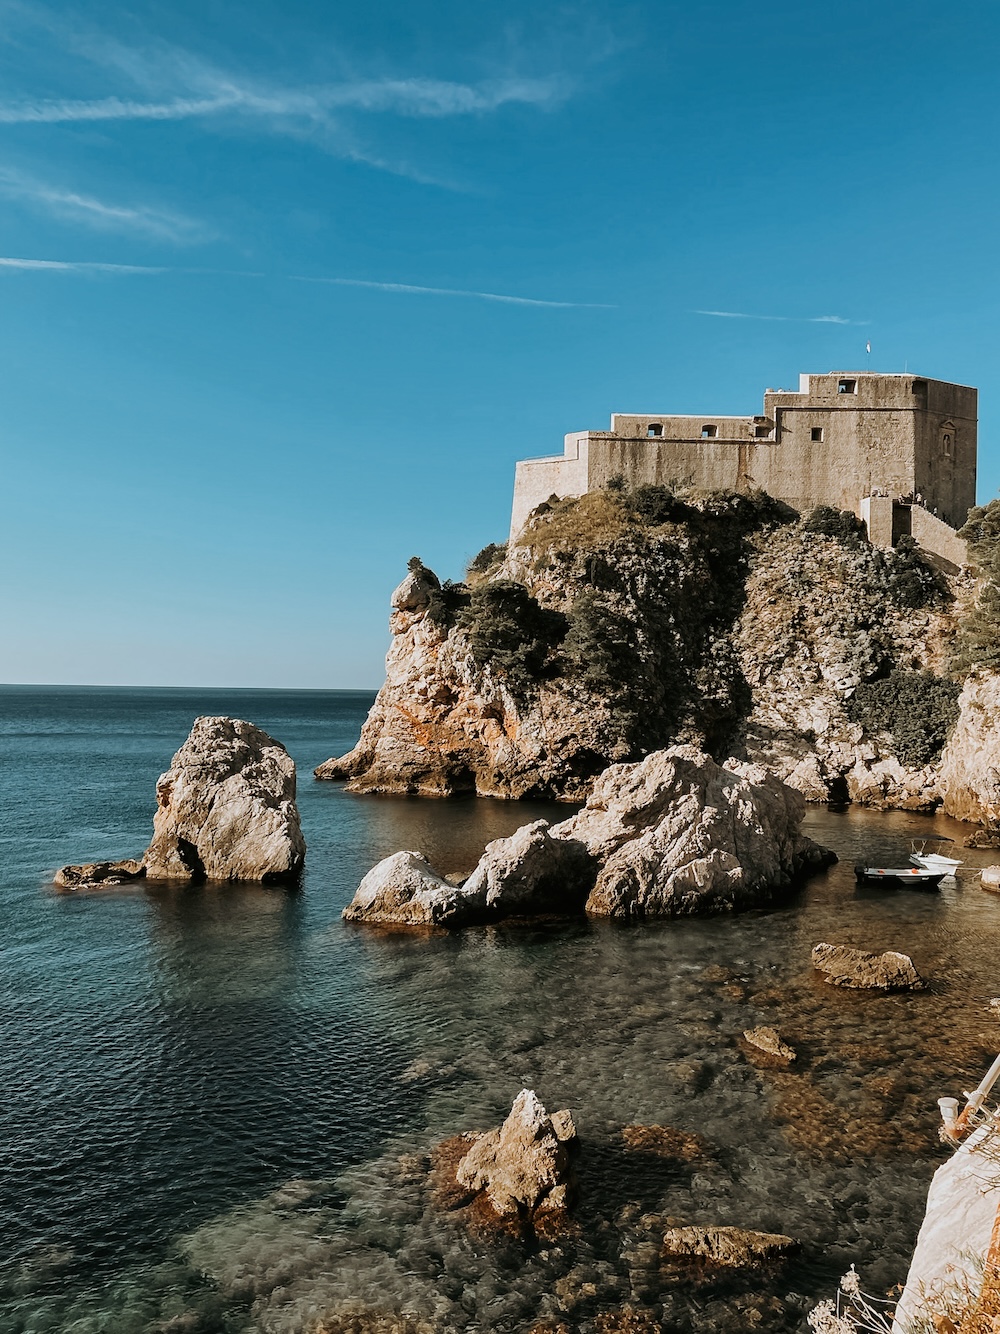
[466,542,507,581]
[803,506,866,545]
[458,581,567,693]
[955,499,1000,672]
[846,670,960,766]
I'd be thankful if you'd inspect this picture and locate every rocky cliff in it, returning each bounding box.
[318,488,971,811]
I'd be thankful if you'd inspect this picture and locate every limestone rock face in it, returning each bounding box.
[342,851,480,928]
[461,820,595,915]
[315,513,966,810]
[811,942,925,991]
[143,717,305,883]
[940,673,1000,827]
[661,1225,797,1268]
[455,1089,576,1217]
[550,746,834,919]
[53,859,144,891]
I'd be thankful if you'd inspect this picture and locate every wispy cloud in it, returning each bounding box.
[0,255,165,272]
[0,166,209,241]
[0,74,566,127]
[0,256,606,308]
[293,276,612,308]
[694,309,864,325]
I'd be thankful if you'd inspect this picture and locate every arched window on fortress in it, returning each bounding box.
[940,421,955,457]
[647,423,663,437]
[701,424,718,439]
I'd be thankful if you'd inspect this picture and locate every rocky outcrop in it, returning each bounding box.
[461,820,594,915]
[143,717,305,883]
[342,851,476,927]
[811,942,925,991]
[454,1089,576,1219]
[550,746,834,919]
[343,748,832,926]
[53,859,145,891]
[661,1225,798,1269]
[940,673,1000,828]
[893,1123,1000,1333]
[342,822,594,927]
[315,500,967,811]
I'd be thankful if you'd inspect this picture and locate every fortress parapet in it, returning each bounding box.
[510,372,977,571]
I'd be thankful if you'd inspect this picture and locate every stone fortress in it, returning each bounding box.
[510,372,977,572]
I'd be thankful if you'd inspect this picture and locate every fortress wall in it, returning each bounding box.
[752,409,918,513]
[509,437,589,540]
[912,382,977,529]
[909,506,969,573]
[586,435,744,493]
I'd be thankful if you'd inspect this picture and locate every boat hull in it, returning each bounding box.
[854,866,945,889]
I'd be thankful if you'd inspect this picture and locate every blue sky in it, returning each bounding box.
[1,0,997,687]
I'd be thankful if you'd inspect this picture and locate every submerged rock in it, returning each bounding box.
[740,1026,797,1066]
[53,859,144,891]
[661,1225,798,1269]
[810,942,925,991]
[144,716,305,883]
[551,746,835,919]
[620,1125,711,1161]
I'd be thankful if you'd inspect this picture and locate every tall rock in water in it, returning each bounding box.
[143,716,305,883]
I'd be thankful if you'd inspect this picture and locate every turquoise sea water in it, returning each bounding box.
[3,686,1000,1333]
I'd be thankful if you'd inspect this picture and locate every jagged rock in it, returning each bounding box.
[144,717,304,883]
[741,1026,797,1065]
[941,674,1000,829]
[461,820,595,914]
[811,942,925,991]
[661,1224,798,1268]
[316,510,968,810]
[455,1089,576,1219]
[342,851,480,927]
[981,867,1000,892]
[53,859,144,891]
[550,746,835,918]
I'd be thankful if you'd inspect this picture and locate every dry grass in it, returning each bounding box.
[517,492,637,560]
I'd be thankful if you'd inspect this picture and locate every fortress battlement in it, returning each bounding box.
[510,372,977,571]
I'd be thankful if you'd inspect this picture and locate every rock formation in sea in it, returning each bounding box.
[143,716,305,882]
[550,746,834,918]
[56,716,305,887]
[810,942,925,991]
[341,746,834,926]
[433,1089,577,1241]
[315,490,969,813]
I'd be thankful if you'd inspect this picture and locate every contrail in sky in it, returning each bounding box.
[694,309,864,325]
[0,256,610,307]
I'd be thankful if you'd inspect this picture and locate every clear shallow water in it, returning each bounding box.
[2,686,1000,1332]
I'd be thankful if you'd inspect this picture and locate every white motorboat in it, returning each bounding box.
[910,837,963,875]
[855,864,945,889]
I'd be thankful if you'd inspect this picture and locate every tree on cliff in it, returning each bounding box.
[955,500,1000,672]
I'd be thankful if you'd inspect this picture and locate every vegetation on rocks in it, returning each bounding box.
[846,669,961,767]
[457,581,567,694]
